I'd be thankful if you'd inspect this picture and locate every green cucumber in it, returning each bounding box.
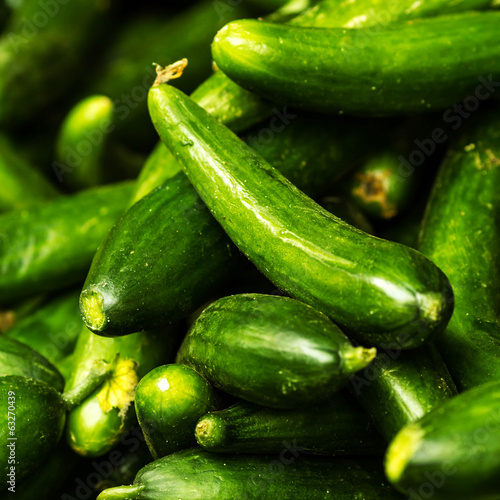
[195,391,384,455]
[0,181,133,305]
[97,448,403,500]
[0,0,109,125]
[64,325,179,457]
[350,344,457,441]
[0,133,58,213]
[55,95,114,190]
[176,294,376,409]
[0,376,66,489]
[385,381,500,499]
[212,13,500,116]
[0,335,64,391]
[135,364,218,459]
[6,288,81,367]
[418,108,500,390]
[320,196,374,234]
[149,84,453,349]
[81,114,379,336]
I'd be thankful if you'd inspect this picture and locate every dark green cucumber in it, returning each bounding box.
[176,294,375,409]
[149,84,453,349]
[0,335,64,391]
[97,448,403,500]
[64,325,179,457]
[55,95,114,190]
[320,196,374,234]
[0,181,133,305]
[0,0,109,125]
[350,344,457,441]
[0,133,59,213]
[6,288,81,367]
[0,376,66,489]
[135,364,218,459]
[195,391,384,455]
[81,114,379,336]
[385,381,500,499]
[419,109,500,390]
[212,13,500,116]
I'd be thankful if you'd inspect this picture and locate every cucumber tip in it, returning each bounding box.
[80,289,106,332]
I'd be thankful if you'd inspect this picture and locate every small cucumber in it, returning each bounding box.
[176,294,376,409]
[385,381,500,499]
[419,108,500,390]
[0,335,64,392]
[149,84,453,349]
[212,13,500,116]
[195,391,384,455]
[350,344,457,441]
[0,181,133,305]
[97,448,404,499]
[0,376,66,489]
[135,364,218,459]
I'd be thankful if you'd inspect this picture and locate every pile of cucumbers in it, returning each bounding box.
[0,0,499,498]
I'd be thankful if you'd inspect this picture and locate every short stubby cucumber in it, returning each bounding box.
[176,294,376,409]
[149,84,454,349]
[211,13,500,116]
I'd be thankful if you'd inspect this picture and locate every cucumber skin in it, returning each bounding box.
[0,335,64,392]
[212,13,500,116]
[82,114,378,336]
[0,376,66,489]
[195,392,384,455]
[6,288,81,367]
[176,294,375,409]
[97,448,403,500]
[149,84,453,349]
[350,344,457,442]
[135,364,218,460]
[0,181,133,305]
[418,109,500,390]
[386,381,500,499]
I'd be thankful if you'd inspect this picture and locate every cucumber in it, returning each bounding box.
[97,448,404,500]
[0,376,66,489]
[320,196,374,234]
[55,95,114,190]
[0,0,109,125]
[350,344,457,441]
[135,364,218,459]
[149,84,454,349]
[64,325,179,457]
[0,133,59,213]
[81,114,379,336]
[385,381,500,499]
[195,391,384,455]
[0,181,133,305]
[212,13,500,116]
[176,294,376,409]
[418,108,500,390]
[6,288,81,367]
[0,335,64,392]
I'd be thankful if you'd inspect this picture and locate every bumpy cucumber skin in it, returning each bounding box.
[82,114,378,336]
[149,84,453,349]
[0,181,133,305]
[212,13,500,116]
[135,364,218,459]
[6,288,81,366]
[0,336,64,392]
[65,327,178,457]
[350,344,457,442]
[386,381,500,499]
[0,376,66,489]
[176,294,375,409]
[419,109,500,390]
[195,392,384,455]
[97,448,403,500]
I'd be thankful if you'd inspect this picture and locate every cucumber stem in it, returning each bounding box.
[343,346,377,374]
[97,485,144,500]
[80,289,106,332]
[195,415,226,450]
